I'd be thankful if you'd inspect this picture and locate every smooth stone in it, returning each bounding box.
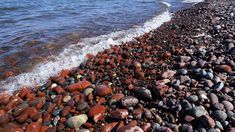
[190,106,207,118]
[118,125,144,132]
[121,96,139,108]
[12,102,29,117]
[162,70,176,79]
[155,126,172,132]
[213,103,224,110]
[212,110,227,121]
[177,69,188,75]
[187,95,199,103]
[207,128,217,132]
[180,75,191,84]
[180,124,193,132]
[207,72,214,80]
[201,115,215,128]
[204,80,214,88]
[95,84,112,97]
[88,105,106,122]
[181,100,192,111]
[135,87,152,101]
[214,82,224,91]
[209,93,219,104]
[215,121,224,130]
[53,109,61,116]
[76,100,88,111]
[221,101,234,111]
[67,114,88,128]
[215,65,232,73]
[111,109,128,119]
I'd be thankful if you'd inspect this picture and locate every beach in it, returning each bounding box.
[0,0,234,131]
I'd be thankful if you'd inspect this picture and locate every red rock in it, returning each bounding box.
[83,122,93,128]
[43,113,51,122]
[26,94,36,101]
[141,123,151,132]
[60,69,70,78]
[37,91,46,97]
[66,80,91,91]
[0,113,10,126]
[133,108,143,116]
[18,87,30,98]
[45,126,56,132]
[26,122,41,132]
[5,96,23,111]
[111,93,124,102]
[227,128,235,132]
[0,123,23,132]
[129,120,138,126]
[53,95,62,107]
[53,86,65,94]
[101,122,118,132]
[215,65,232,73]
[47,103,56,114]
[16,107,38,123]
[118,125,143,132]
[61,106,71,117]
[98,97,106,105]
[111,109,128,119]
[4,71,14,78]
[0,93,11,105]
[162,70,176,79]
[95,84,112,97]
[59,117,66,123]
[162,52,172,60]
[50,76,66,85]
[0,109,6,116]
[201,115,215,128]
[86,53,94,59]
[88,105,106,122]
[133,61,142,69]
[135,69,145,80]
[117,121,124,130]
[40,126,49,132]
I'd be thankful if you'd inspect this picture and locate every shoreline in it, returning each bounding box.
[0,0,235,131]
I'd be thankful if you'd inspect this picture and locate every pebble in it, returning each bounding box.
[190,106,207,118]
[162,70,176,79]
[209,93,219,104]
[187,95,199,103]
[101,122,118,132]
[83,88,94,96]
[88,105,106,122]
[111,109,128,119]
[67,114,88,128]
[26,122,41,132]
[135,87,152,101]
[95,84,112,97]
[109,93,124,105]
[213,81,224,91]
[76,100,88,111]
[221,101,234,111]
[118,125,144,132]
[63,95,71,103]
[212,110,227,121]
[201,115,215,128]
[66,80,91,91]
[213,103,224,110]
[215,65,232,73]
[121,96,139,108]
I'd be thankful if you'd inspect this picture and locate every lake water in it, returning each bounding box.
[0,0,203,93]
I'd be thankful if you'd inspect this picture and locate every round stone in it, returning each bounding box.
[67,114,88,128]
[63,95,71,103]
[212,110,227,121]
[121,96,139,108]
[190,106,207,118]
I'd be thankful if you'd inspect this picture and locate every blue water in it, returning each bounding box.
[0,0,196,80]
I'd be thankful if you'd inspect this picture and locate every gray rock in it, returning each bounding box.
[212,110,227,121]
[190,106,207,118]
[221,101,234,111]
[67,114,88,128]
[187,95,199,103]
[213,103,224,110]
[136,87,152,101]
[209,93,219,104]
[76,100,88,111]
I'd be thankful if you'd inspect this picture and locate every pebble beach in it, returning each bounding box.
[0,0,235,131]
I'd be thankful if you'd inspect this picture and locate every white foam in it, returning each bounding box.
[161,1,171,7]
[0,10,171,94]
[182,0,204,3]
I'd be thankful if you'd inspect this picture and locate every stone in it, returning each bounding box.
[120,96,139,108]
[95,84,112,97]
[0,93,11,105]
[177,69,188,75]
[61,106,71,117]
[209,93,219,104]
[111,109,128,119]
[212,110,227,121]
[190,106,207,118]
[215,65,232,73]
[135,87,152,101]
[109,93,124,105]
[12,102,29,117]
[26,122,41,132]
[88,105,106,122]
[221,101,234,111]
[213,82,224,91]
[213,103,224,110]
[155,126,172,132]
[67,114,88,128]
[118,125,143,132]
[162,70,176,79]
[201,115,215,128]
[83,88,94,96]
[101,122,118,132]
[187,95,199,103]
[152,84,169,97]
[76,100,88,111]
[66,80,91,91]
[63,95,71,103]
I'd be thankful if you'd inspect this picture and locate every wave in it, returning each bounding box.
[182,0,204,3]
[0,10,171,94]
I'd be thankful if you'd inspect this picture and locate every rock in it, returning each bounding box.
[109,93,124,105]
[76,100,88,111]
[66,80,91,91]
[215,65,232,73]
[121,96,139,108]
[95,84,112,97]
[221,101,234,111]
[190,106,207,118]
[213,103,224,110]
[135,87,152,101]
[155,126,172,132]
[61,106,71,117]
[26,122,41,132]
[83,88,94,96]
[212,110,227,121]
[180,75,191,84]
[181,100,192,111]
[101,122,118,132]
[111,109,128,119]
[213,82,224,91]
[118,125,144,132]
[162,70,176,79]
[180,56,191,63]
[152,84,169,97]
[227,128,235,132]
[177,69,188,75]
[184,115,195,122]
[0,93,10,105]
[187,95,199,103]
[88,105,106,122]
[180,124,193,132]
[12,102,29,117]
[0,113,10,126]
[67,114,88,128]
[209,93,219,104]
[215,121,224,130]
[143,109,153,119]
[204,80,214,88]
[63,95,71,103]
[201,115,215,128]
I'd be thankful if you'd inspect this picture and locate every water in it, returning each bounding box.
[0,0,203,93]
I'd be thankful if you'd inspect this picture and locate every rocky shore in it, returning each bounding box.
[0,0,235,131]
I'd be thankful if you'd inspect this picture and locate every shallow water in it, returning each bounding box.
[0,0,203,93]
